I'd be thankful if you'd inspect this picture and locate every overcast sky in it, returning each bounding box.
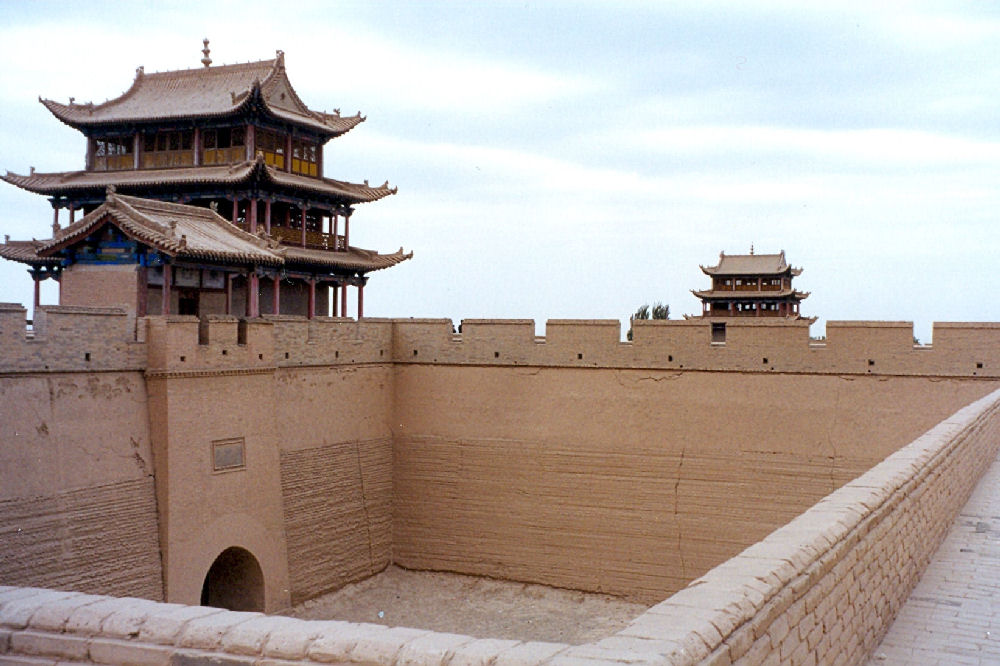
[2,1,998,342]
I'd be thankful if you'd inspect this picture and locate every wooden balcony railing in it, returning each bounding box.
[268,227,346,251]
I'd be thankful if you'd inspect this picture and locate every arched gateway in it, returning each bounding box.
[200,546,265,612]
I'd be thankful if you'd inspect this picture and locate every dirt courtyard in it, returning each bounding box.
[281,566,650,645]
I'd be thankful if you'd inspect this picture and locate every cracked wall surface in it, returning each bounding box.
[0,372,161,598]
[392,364,999,603]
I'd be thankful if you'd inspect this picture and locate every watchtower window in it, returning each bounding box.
[291,138,318,176]
[92,136,133,171]
[711,322,726,343]
[202,127,246,165]
[142,130,194,168]
[257,129,286,169]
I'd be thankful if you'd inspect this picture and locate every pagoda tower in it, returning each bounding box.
[692,249,809,318]
[0,41,410,319]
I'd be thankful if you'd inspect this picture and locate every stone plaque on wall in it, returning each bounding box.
[212,438,245,472]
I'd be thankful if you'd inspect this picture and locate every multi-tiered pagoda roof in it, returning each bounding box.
[692,250,810,319]
[0,42,410,320]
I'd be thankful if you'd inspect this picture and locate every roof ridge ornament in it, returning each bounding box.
[201,38,212,68]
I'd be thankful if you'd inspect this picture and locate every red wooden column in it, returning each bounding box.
[32,274,40,309]
[246,272,260,318]
[161,265,172,315]
[272,275,280,315]
[249,198,258,234]
[300,207,307,247]
[134,131,143,169]
[357,281,364,319]
[225,274,233,315]
[332,214,339,250]
[264,199,272,235]
[192,127,201,166]
[231,198,239,225]
[343,212,350,248]
[307,278,316,319]
[246,124,256,161]
[340,281,348,318]
[331,283,339,317]
[52,207,59,233]
[69,204,76,224]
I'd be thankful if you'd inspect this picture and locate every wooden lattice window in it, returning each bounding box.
[291,139,318,176]
[202,127,245,165]
[92,136,133,171]
[257,129,286,169]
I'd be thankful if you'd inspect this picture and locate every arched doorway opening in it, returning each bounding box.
[200,546,265,612]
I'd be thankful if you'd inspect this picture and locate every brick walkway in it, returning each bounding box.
[868,448,1000,665]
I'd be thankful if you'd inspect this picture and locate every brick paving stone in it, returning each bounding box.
[868,448,1000,665]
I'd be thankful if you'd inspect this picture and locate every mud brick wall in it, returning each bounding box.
[280,438,393,605]
[0,367,160,600]
[4,390,996,666]
[393,364,998,603]
[609,387,1000,665]
[0,304,145,373]
[0,479,162,601]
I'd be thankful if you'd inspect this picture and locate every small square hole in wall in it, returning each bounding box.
[84,352,91,362]
[868,359,875,366]
[258,354,263,360]
[668,355,673,362]
[222,349,227,356]
[494,351,499,358]
[577,353,583,360]
[762,357,768,364]
[180,356,186,362]
[284,352,289,359]
[335,350,339,358]
[977,362,984,369]
[413,349,418,356]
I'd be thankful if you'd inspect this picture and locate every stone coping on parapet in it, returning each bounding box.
[37,305,129,316]
[934,321,1000,329]
[826,320,912,328]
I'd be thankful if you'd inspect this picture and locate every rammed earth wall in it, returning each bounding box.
[3,388,999,665]
[1,306,1000,641]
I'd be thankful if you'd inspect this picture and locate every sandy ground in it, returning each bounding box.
[281,566,650,645]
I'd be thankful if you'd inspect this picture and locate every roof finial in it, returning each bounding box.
[750,243,754,255]
[201,38,212,68]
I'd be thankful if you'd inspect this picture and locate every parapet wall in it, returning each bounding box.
[0,303,145,373]
[3,307,1000,378]
[4,389,999,664]
[393,317,1000,377]
[624,387,1000,664]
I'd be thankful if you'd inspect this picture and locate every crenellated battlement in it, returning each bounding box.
[0,303,146,373]
[392,317,1000,378]
[3,309,1000,378]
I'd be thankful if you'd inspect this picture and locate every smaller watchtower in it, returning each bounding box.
[693,249,809,318]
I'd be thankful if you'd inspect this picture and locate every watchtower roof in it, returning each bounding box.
[17,192,411,272]
[39,50,363,139]
[700,250,802,277]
